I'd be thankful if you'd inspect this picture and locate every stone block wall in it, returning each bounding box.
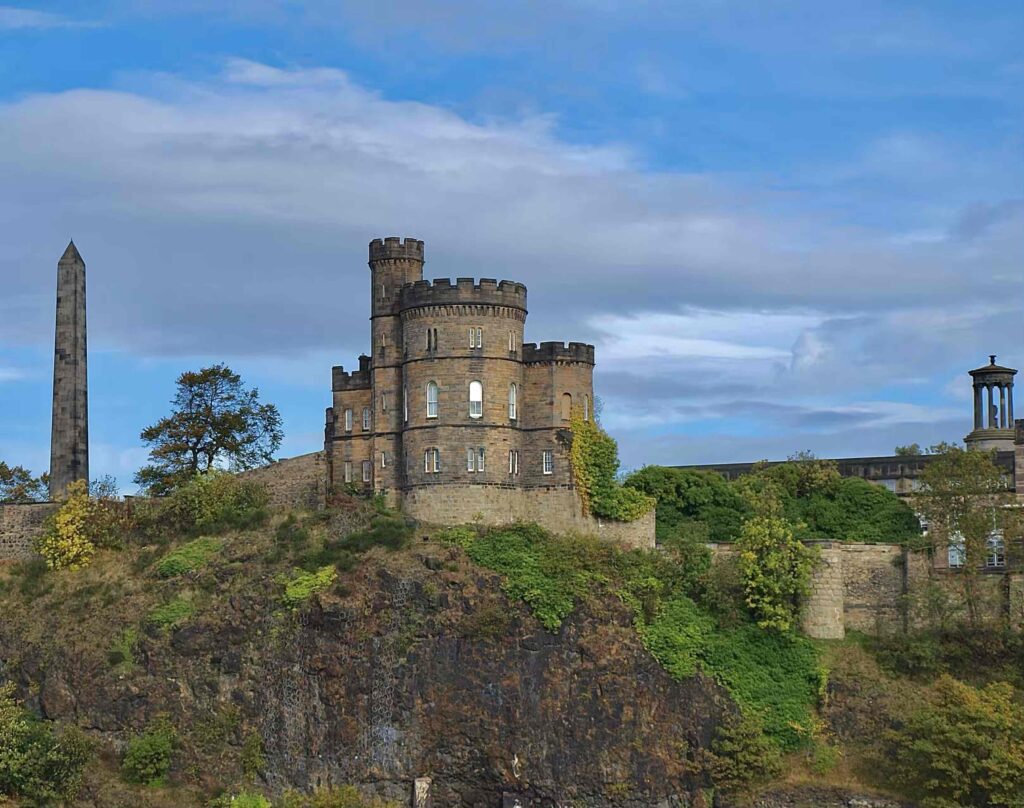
[800,543,845,639]
[841,544,905,633]
[238,452,327,511]
[0,503,57,562]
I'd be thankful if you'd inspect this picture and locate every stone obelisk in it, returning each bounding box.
[49,241,89,499]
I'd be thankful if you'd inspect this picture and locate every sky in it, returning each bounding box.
[0,0,1022,490]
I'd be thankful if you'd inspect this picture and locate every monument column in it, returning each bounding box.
[49,241,89,499]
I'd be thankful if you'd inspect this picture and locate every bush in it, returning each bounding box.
[121,714,177,785]
[703,710,783,793]
[0,682,92,804]
[736,516,816,631]
[568,413,654,522]
[241,731,265,777]
[280,566,337,609]
[147,596,195,629]
[138,471,268,538]
[155,537,222,578]
[342,515,413,552]
[207,792,272,808]
[34,479,129,569]
[883,675,1024,808]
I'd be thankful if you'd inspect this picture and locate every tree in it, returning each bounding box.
[0,462,48,503]
[736,515,816,631]
[895,443,923,456]
[914,446,1021,626]
[135,364,282,494]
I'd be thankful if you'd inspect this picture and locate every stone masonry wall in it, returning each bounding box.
[841,543,905,634]
[402,484,655,549]
[238,452,327,511]
[0,503,57,562]
[800,543,845,639]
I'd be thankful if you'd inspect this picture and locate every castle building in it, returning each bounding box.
[323,237,642,538]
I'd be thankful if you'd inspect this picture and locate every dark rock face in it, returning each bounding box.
[1,548,728,807]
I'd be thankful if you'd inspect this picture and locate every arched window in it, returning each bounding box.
[561,392,572,421]
[469,381,483,418]
[508,383,517,420]
[583,395,590,422]
[426,381,439,419]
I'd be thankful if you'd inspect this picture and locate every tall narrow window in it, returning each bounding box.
[426,381,439,418]
[466,448,476,472]
[343,461,352,483]
[987,531,1006,568]
[469,381,483,418]
[561,392,572,421]
[426,327,439,352]
[468,327,482,349]
[424,448,440,473]
[508,330,516,353]
[477,447,485,472]
[403,385,408,423]
[362,460,371,482]
[584,395,590,422]
[344,408,353,432]
[362,407,371,431]
[380,451,387,469]
[542,450,554,475]
[508,449,519,476]
[381,392,387,412]
[948,542,965,569]
[508,383,517,420]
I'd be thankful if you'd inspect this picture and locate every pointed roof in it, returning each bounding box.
[59,240,83,264]
[969,355,1017,377]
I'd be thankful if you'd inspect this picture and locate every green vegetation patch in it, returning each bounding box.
[280,565,337,609]
[147,596,195,629]
[121,714,177,786]
[154,537,222,578]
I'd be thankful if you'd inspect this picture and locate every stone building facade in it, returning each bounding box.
[322,237,654,544]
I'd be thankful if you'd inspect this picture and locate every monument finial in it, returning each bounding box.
[991,354,997,366]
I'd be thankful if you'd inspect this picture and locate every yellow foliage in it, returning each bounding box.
[34,480,96,570]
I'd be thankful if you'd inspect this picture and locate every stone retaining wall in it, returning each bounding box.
[238,452,327,511]
[0,502,57,562]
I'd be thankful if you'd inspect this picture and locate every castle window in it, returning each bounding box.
[466,448,476,472]
[362,407,371,431]
[426,381,439,418]
[508,384,517,420]
[381,451,387,469]
[561,393,572,421]
[948,541,965,569]
[426,327,439,352]
[381,393,387,413]
[424,448,440,473]
[469,327,482,349]
[343,461,352,483]
[362,460,371,483]
[508,330,516,353]
[508,449,519,476]
[987,531,1006,568]
[542,449,554,475]
[403,385,408,423]
[584,395,590,422]
[344,408,353,432]
[478,447,485,472]
[469,381,483,418]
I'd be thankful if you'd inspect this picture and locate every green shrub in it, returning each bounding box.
[736,516,816,631]
[155,537,222,578]
[457,602,513,641]
[883,675,1024,808]
[121,714,177,785]
[568,412,654,522]
[703,710,783,793]
[280,566,337,608]
[147,596,194,629]
[342,515,413,552]
[436,525,479,549]
[207,791,272,807]
[108,627,139,671]
[0,683,92,804]
[139,471,268,537]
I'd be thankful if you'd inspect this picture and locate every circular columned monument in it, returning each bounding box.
[964,355,1017,451]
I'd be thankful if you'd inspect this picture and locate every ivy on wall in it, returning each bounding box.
[568,412,654,523]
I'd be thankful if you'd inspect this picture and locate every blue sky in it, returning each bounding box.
[1,1,1022,490]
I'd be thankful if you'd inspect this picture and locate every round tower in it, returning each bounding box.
[965,355,1017,451]
[369,237,424,501]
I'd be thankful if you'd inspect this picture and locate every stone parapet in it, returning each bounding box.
[0,502,57,562]
[238,452,327,511]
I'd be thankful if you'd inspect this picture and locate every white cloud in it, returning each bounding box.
[0,6,95,29]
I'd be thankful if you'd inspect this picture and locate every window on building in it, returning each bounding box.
[381,392,387,412]
[362,460,371,483]
[469,381,483,418]
[344,408,353,432]
[508,383,517,420]
[561,392,572,421]
[948,539,965,569]
[381,451,387,469]
[426,381,439,418]
[987,531,1006,568]
[542,449,554,475]
[426,327,439,352]
[362,407,371,431]
[508,449,519,476]
[467,448,476,472]
[477,447,485,472]
[343,461,352,483]
[380,283,386,301]
[584,395,590,422]
[469,327,482,349]
[424,448,440,473]
[403,385,408,423]
[508,330,516,353]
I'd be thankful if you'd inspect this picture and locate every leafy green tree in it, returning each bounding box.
[914,446,1021,626]
[883,675,1024,808]
[135,364,282,494]
[895,443,923,456]
[0,461,48,503]
[735,516,816,631]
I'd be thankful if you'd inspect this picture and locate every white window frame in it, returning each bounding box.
[343,461,352,483]
[381,451,387,469]
[404,385,408,423]
[508,383,517,420]
[986,531,1006,568]
[344,408,353,432]
[469,380,483,419]
[948,539,965,569]
[508,330,516,352]
[362,407,371,431]
[508,449,519,476]
[426,381,439,419]
[466,448,476,472]
[469,327,482,349]
[424,448,440,474]
[477,447,485,472]
[542,449,554,475]
[361,460,371,483]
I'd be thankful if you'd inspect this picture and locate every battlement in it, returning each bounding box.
[331,357,372,391]
[369,236,425,263]
[398,276,527,312]
[522,341,595,365]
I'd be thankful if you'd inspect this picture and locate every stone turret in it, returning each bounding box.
[965,355,1017,451]
[49,240,89,499]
